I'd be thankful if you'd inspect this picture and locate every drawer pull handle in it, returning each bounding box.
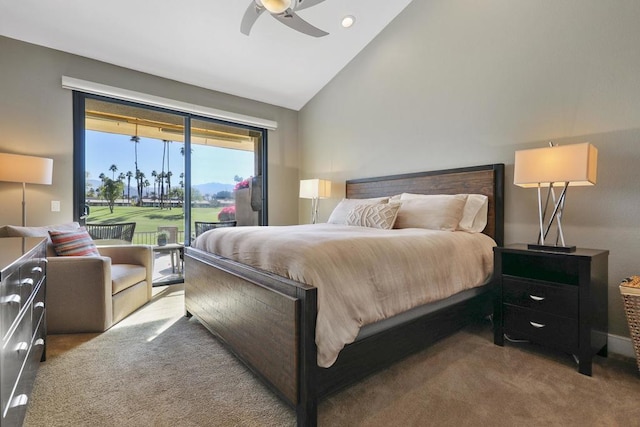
[15,341,29,353]
[529,294,545,302]
[530,321,546,328]
[34,302,45,309]
[10,394,28,408]
[31,266,43,274]
[1,294,21,304]
[35,338,45,346]
[21,278,34,286]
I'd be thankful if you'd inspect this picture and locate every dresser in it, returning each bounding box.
[0,237,47,426]
[493,244,608,376]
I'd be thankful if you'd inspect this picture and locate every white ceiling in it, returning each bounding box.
[0,0,413,111]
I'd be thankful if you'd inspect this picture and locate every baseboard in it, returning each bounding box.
[608,333,637,359]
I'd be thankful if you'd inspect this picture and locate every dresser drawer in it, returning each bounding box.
[503,305,579,353]
[20,257,45,306]
[0,270,22,340]
[2,320,45,426]
[503,277,578,318]
[32,281,46,337]
[0,309,32,414]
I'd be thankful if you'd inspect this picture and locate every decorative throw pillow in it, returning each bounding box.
[345,203,401,230]
[48,227,100,257]
[394,194,467,231]
[327,197,389,225]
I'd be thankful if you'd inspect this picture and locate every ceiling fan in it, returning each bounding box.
[241,0,329,38]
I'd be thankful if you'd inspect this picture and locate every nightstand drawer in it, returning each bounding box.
[503,277,578,318]
[503,305,579,352]
[502,252,579,285]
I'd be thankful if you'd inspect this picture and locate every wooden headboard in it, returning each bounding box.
[345,164,505,246]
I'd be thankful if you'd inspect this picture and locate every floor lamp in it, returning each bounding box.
[0,153,54,226]
[299,179,331,224]
[513,142,597,252]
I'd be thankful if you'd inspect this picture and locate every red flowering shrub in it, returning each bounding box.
[234,177,252,191]
[218,205,236,221]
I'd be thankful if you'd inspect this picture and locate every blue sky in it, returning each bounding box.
[86,130,254,185]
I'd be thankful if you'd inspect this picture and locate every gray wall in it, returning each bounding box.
[0,36,299,227]
[299,0,640,338]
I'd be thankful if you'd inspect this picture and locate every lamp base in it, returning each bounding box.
[527,243,577,253]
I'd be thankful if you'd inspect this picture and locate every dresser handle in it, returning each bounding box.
[9,394,28,408]
[31,266,43,274]
[34,301,45,309]
[21,278,34,287]
[529,294,545,302]
[529,321,546,328]
[15,341,29,353]
[1,294,21,304]
[34,338,45,346]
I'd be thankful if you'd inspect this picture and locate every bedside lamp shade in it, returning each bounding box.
[514,143,597,188]
[0,153,54,226]
[299,179,331,224]
[513,143,597,252]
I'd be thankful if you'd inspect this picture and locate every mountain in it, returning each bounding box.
[193,182,234,196]
[87,179,233,197]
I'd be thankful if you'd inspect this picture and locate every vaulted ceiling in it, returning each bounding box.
[0,0,413,110]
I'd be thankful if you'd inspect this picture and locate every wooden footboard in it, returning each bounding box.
[185,248,318,424]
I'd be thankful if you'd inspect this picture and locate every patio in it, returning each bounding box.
[152,249,184,286]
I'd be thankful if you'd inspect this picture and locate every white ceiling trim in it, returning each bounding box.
[61,76,278,130]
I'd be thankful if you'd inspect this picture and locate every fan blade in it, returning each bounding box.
[275,11,328,37]
[296,0,327,11]
[240,2,265,36]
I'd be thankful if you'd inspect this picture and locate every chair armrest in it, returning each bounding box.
[97,245,154,298]
[46,256,113,333]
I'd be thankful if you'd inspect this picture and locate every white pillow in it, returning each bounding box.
[457,194,488,233]
[394,194,467,231]
[399,193,488,233]
[345,203,400,230]
[327,197,389,225]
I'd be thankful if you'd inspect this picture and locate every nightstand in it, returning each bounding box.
[493,244,609,376]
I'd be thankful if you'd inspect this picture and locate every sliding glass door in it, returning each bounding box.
[73,93,267,283]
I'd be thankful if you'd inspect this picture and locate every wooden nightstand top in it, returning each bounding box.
[495,244,609,259]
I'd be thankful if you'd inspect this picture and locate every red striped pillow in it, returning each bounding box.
[48,227,100,256]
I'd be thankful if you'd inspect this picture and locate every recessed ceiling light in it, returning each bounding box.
[342,15,356,28]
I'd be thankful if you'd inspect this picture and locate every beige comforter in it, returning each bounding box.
[193,224,495,367]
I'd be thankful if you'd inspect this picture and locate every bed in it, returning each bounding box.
[184,163,504,427]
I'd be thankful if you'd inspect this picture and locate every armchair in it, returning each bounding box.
[0,223,153,333]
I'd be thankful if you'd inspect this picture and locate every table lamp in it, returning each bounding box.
[513,142,597,252]
[299,179,331,224]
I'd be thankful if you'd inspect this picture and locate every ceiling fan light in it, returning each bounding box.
[261,0,292,14]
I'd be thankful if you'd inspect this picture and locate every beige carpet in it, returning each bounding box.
[25,285,640,427]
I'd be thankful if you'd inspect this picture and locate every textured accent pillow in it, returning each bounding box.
[48,227,100,257]
[394,194,467,231]
[327,197,389,225]
[345,203,400,230]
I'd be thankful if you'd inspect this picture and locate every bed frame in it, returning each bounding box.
[184,163,504,426]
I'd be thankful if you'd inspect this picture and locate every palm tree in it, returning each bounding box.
[118,173,126,199]
[151,170,158,205]
[144,179,151,198]
[98,172,106,182]
[166,171,173,210]
[109,164,118,180]
[131,134,142,205]
[125,171,133,203]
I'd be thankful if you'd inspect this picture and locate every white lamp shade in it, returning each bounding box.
[0,153,53,185]
[299,179,331,199]
[514,143,597,188]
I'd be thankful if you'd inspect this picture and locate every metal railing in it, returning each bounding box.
[133,231,185,245]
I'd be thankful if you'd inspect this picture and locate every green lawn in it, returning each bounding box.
[87,206,222,233]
